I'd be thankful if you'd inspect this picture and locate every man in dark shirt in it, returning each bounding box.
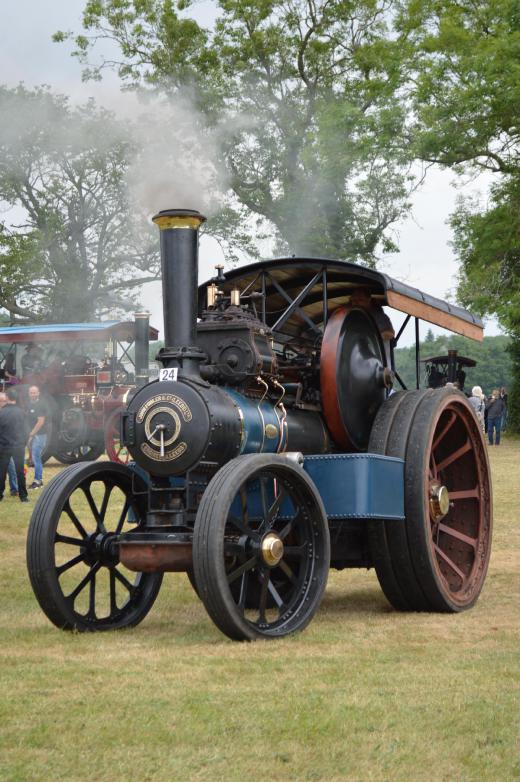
[486,389,506,446]
[27,385,47,488]
[0,388,29,502]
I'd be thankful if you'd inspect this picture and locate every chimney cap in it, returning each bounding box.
[152,209,206,230]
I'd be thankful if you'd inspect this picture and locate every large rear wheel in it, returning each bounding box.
[368,388,492,612]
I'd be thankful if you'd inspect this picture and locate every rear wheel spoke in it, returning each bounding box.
[436,439,472,474]
[432,412,457,452]
[438,523,477,550]
[449,487,480,501]
[434,543,466,582]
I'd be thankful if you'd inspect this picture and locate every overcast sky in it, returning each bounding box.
[0,0,498,345]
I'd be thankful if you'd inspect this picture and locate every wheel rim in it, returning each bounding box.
[218,467,327,636]
[55,444,101,463]
[106,410,130,465]
[52,472,149,626]
[426,400,491,604]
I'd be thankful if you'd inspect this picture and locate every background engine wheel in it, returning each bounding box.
[193,454,330,641]
[368,388,492,612]
[27,461,162,631]
[53,442,104,464]
[105,409,130,465]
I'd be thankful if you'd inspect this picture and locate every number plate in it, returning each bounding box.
[159,368,179,382]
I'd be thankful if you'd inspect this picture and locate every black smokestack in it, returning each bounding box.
[152,209,206,375]
[134,311,150,387]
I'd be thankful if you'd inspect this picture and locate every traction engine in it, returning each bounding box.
[26,209,493,641]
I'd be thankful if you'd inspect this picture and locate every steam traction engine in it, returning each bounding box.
[27,210,492,641]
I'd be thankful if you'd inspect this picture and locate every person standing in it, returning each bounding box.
[500,387,508,432]
[468,386,486,430]
[0,388,29,502]
[27,385,47,488]
[486,389,506,446]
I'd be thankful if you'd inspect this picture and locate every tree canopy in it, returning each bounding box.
[399,0,520,176]
[0,85,159,322]
[396,0,520,429]
[57,0,418,264]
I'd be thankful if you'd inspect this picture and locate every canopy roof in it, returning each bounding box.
[0,321,159,345]
[200,258,483,342]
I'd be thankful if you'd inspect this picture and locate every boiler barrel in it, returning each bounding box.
[123,379,329,477]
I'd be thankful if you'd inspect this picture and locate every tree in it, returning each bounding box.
[399,0,520,176]
[450,179,520,427]
[398,0,520,429]
[56,0,418,264]
[0,84,159,323]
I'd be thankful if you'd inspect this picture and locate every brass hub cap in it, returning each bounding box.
[261,533,284,567]
[429,482,450,522]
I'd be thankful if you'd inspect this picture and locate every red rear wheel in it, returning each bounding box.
[369,388,492,612]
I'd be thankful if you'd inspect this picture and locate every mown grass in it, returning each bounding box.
[1,442,519,782]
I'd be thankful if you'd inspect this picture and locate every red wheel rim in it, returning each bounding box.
[105,410,130,465]
[425,399,492,605]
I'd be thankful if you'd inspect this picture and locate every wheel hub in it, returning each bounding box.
[84,532,119,567]
[429,482,450,522]
[261,532,284,567]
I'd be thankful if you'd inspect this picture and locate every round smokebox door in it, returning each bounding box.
[126,380,211,476]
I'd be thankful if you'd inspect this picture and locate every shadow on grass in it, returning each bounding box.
[321,585,392,616]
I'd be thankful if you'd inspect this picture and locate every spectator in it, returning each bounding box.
[7,457,20,497]
[27,385,47,488]
[0,388,29,502]
[469,386,486,430]
[486,389,506,446]
[500,387,508,432]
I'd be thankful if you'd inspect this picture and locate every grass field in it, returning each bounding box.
[1,441,519,782]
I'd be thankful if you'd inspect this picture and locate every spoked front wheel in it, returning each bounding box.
[27,461,162,631]
[193,454,330,641]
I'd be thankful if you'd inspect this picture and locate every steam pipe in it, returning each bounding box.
[152,209,207,375]
[134,311,150,387]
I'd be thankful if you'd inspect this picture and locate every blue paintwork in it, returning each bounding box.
[303,453,404,520]
[129,450,404,523]
[0,322,120,337]
[224,387,285,454]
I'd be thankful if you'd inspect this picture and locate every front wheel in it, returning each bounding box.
[27,461,162,631]
[193,454,330,641]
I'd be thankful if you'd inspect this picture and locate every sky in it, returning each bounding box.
[0,0,499,346]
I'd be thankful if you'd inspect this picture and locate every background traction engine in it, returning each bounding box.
[27,209,493,641]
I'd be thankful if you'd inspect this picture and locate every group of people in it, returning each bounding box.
[468,386,508,445]
[0,385,48,502]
